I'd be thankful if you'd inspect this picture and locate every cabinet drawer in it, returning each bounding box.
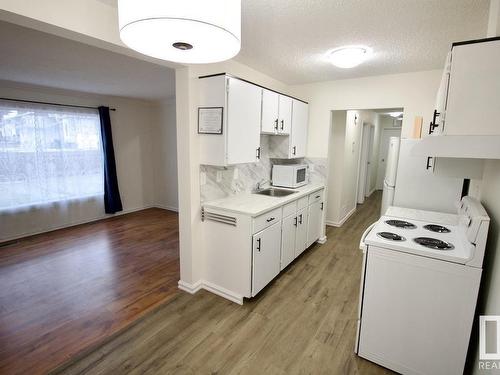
[297,196,308,210]
[253,207,282,234]
[308,189,324,205]
[282,200,297,218]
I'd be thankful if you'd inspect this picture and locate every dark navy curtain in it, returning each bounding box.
[98,106,123,214]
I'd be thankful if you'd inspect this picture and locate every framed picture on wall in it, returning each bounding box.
[198,107,223,134]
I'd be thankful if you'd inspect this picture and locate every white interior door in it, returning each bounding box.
[357,123,372,204]
[376,128,401,190]
[364,125,375,196]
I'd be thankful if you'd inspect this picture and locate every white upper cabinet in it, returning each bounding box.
[290,99,308,158]
[261,89,280,134]
[199,75,262,166]
[436,38,500,136]
[261,88,292,135]
[278,95,292,135]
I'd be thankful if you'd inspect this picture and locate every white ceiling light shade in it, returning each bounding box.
[327,46,372,68]
[118,0,241,64]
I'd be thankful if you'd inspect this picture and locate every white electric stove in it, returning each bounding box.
[355,196,490,375]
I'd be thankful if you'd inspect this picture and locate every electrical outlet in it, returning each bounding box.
[233,168,239,179]
[309,164,315,172]
[216,170,223,182]
[200,172,206,185]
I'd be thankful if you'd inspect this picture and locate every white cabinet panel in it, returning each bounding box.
[226,77,262,164]
[278,95,292,135]
[252,222,282,296]
[307,200,323,247]
[444,39,500,136]
[290,99,308,158]
[281,214,297,270]
[295,207,308,257]
[261,89,279,134]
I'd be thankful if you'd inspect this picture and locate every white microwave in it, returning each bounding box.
[272,164,309,188]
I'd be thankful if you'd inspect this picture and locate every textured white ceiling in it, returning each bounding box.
[236,0,490,84]
[0,21,175,100]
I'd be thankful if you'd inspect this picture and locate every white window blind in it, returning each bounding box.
[0,100,104,210]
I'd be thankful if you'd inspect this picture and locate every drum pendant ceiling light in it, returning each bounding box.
[118,0,241,64]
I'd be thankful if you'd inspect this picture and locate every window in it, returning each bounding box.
[0,100,104,210]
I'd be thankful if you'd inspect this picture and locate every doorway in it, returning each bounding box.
[325,108,403,227]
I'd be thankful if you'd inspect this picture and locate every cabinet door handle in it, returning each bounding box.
[256,147,261,160]
[274,119,279,131]
[256,238,261,252]
[299,214,303,224]
[320,202,324,210]
[280,119,284,130]
[426,156,433,170]
[294,217,298,226]
[292,146,296,155]
[428,109,440,134]
[266,217,275,222]
[315,195,320,199]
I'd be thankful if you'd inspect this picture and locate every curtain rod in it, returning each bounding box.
[0,97,116,111]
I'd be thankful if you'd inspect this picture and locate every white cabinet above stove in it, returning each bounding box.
[413,37,500,159]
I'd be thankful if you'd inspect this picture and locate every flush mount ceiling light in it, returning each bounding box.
[327,46,372,68]
[118,0,241,64]
[389,112,404,118]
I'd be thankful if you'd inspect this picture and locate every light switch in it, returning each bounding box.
[216,170,222,182]
[233,168,239,179]
[200,171,206,185]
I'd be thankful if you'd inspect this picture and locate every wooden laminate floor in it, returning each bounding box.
[0,208,180,375]
[58,192,392,375]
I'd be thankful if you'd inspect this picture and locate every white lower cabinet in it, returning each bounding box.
[252,222,282,296]
[202,188,324,303]
[295,207,308,257]
[281,214,297,270]
[307,200,323,248]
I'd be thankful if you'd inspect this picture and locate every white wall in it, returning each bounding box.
[326,109,379,225]
[0,81,177,240]
[152,97,178,211]
[175,61,296,287]
[290,70,442,158]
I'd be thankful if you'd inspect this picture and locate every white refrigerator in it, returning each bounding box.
[380,137,400,215]
[392,139,464,214]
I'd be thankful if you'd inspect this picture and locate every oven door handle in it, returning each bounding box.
[359,222,377,252]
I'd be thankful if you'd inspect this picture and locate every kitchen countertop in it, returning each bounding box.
[203,183,325,217]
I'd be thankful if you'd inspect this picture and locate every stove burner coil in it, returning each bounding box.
[413,237,454,250]
[377,232,406,241]
[385,220,417,229]
[423,224,451,233]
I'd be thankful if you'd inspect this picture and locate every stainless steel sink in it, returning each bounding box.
[254,188,297,197]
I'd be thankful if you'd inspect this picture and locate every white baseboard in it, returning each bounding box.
[366,187,376,198]
[317,235,327,244]
[325,206,356,227]
[178,279,203,294]
[155,204,179,212]
[201,281,244,305]
[177,279,244,305]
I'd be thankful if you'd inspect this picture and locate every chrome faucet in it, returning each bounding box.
[255,179,270,191]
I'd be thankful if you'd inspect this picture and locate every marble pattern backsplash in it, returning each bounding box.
[200,136,327,202]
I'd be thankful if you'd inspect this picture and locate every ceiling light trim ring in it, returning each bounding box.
[120,17,241,43]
